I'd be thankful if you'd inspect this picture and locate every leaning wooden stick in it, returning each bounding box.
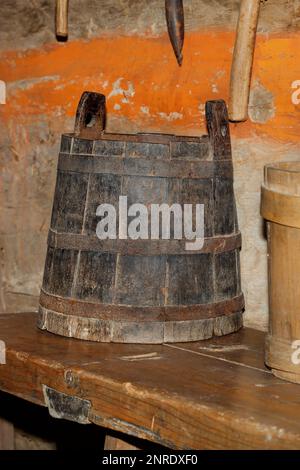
[165,0,184,66]
[229,0,261,122]
[56,0,69,38]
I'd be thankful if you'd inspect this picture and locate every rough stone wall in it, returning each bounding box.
[1,0,300,331]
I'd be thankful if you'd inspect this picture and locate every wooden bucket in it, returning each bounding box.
[38,91,244,343]
[262,161,300,383]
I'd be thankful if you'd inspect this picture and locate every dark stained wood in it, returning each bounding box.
[214,177,238,235]
[47,229,242,256]
[58,153,234,179]
[171,138,210,160]
[74,91,106,139]
[1,313,300,449]
[39,290,244,322]
[205,99,232,160]
[39,94,244,343]
[50,171,89,234]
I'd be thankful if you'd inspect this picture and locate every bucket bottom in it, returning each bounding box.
[37,306,243,344]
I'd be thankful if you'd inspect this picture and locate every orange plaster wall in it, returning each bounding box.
[1,31,299,140]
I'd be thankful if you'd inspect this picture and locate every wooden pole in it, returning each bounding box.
[262,162,300,384]
[56,0,69,38]
[228,0,261,122]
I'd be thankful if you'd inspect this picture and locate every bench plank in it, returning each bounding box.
[0,313,299,449]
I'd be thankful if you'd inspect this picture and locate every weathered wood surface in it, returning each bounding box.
[1,313,300,449]
[39,95,244,343]
[0,417,14,450]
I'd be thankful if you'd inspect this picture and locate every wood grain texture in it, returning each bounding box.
[1,313,300,449]
[261,162,300,229]
[56,0,69,38]
[262,162,300,384]
[261,186,300,229]
[38,307,243,343]
[229,0,261,122]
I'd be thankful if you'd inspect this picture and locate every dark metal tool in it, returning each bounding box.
[165,0,184,66]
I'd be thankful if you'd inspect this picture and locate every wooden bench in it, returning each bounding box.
[0,312,300,450]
